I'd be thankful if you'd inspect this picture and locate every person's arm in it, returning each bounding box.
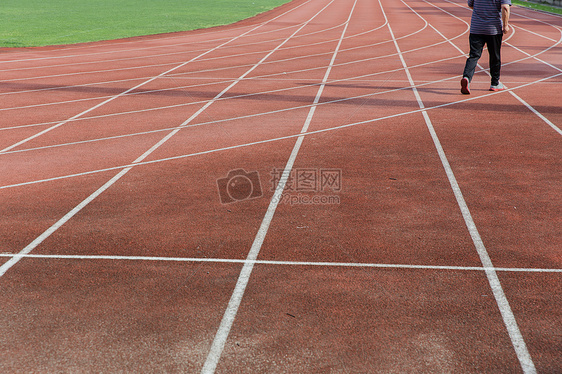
[502,4,511,34]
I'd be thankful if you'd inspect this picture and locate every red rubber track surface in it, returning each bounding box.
[0,0,560,372]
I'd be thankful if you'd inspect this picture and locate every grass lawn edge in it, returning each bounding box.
[0,0,295,50]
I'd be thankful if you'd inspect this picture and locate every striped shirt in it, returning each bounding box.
[468,0,511,35]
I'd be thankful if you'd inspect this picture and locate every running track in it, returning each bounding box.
[0,0,561,372]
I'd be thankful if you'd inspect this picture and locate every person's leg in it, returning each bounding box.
[462,34,485,82]
[487,33,503,86]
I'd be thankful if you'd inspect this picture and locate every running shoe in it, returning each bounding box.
[489,83,506,91]
[460,77,470,95]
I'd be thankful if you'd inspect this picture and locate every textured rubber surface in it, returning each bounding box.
[0,0,560,372]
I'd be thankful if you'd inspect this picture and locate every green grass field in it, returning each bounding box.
[0,0,291,48]
[2,1,559,48]
[513,0,562,14]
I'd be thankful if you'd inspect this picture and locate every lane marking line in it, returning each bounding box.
[386,1,537,372]
[0,7,328,278]
[0,18,366,76]
[2,34,555,134]
[0,0,315,65]
[1,253,560,273]
[201,0,356,372]
[0,35,249,154]
[437,0,562,136]
[504,31,562,136]
[2,71,560,191]
[510,91,562,135]
[0,16,404,86]
[0,2,309,154]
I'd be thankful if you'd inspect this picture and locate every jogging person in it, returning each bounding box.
[461,0,511,94]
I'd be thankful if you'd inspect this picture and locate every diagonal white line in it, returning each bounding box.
[2,28,555,136]
[0,10,316,279]
[0,0,316,66]
[504,37,562,135]
[200,0,359,372]
[1,71,560,191]
[0,2,308,155]
[436,0,562,136]
[0,168,130,278]
[0,40,240,154]
[385,0,537,373]
[510,90,562,135]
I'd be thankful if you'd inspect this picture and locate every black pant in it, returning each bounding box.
[462,33,503,86]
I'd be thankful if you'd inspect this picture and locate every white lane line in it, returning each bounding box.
[437,0,562,136]
[0,52,471,133]
[0,11,463,124]
[503,28,562,136]
[0,24,448,114]
[1,253,561,273]
[510,91,562,135]
[0,168,130,278]
[0,20,391,108]
[1,14,384,84]
[0,75,419,156]
[0,19,355,76]
[0,26,264,155]
[0,4,428,104]
[511,22,559,42]
[1,1,416,79]
[0,7,330,278]
[0,1,315,154]
[0,0,548,71]
[0,27,258,65]
[0,0,315,65]
[388,1,536,373]
[1,0,412,75]
[1,71,560,191]
[1,36,384,112]
[5,26,556,135]
[1,60,197,83]
[0,25,312,74]
[512,6,562,20]
[201,0,356,372]
[0,16,398,87]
